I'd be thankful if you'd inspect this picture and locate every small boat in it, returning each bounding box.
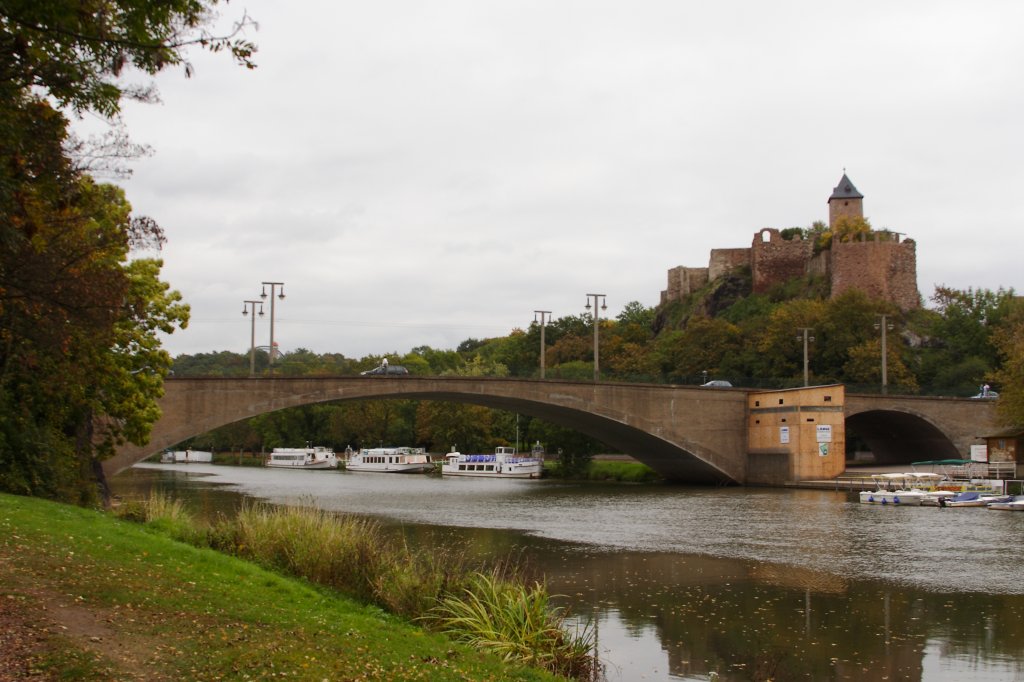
[858,474,925,506]
[266,446,338,469]
[442,446,544,479]
[345,446,433,473]
[943,491,1012,508]
[986,495,1024,511]
[160,449,213,463]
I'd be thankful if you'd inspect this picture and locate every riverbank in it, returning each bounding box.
[0,493,561,681]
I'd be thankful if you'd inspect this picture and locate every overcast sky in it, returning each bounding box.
[86,1,1024,360]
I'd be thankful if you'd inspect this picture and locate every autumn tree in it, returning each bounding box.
[0,0,256,502]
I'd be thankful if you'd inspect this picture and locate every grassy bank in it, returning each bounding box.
[582,460,661,482]
[545,459,662,483]
[0,493,569,680]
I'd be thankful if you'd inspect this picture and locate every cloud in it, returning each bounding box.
[81,0,1024,358]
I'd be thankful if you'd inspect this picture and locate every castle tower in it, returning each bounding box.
[828,172,864,227]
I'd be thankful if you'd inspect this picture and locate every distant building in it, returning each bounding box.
[661,173,920,311]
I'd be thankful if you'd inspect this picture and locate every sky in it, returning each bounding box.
[80,1,1024,360]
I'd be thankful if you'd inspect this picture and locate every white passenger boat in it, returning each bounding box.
[160,449,213,463]
[858,474,925,506]
[442,446,544,479]
[266,446,338,469]
[345,446,433,473]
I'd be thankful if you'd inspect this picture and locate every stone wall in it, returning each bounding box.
[660,266,709,305]
[830,235,920,310]
[709,248,750,281]
[750,228,814,294]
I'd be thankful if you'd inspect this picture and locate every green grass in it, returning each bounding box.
[583,460,662,482]
[0,492,562,680]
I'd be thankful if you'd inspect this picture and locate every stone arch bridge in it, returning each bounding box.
[104,377,999,485]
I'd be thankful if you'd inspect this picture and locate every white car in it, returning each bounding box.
[700,380,733,388]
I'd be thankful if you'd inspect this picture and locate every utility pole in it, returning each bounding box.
[534,310,551,379]
[260,281,285,374]
[241,300,264,377]
[796,327,814,387]
[875,314,894,394]
[585,294,607,382]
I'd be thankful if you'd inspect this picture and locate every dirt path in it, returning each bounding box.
[0,552,165,681]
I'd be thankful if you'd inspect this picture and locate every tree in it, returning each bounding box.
[990,306,1024,426]
[0,164,188,501]
[915,286,1017,394]
[0,0,255,502]
[0,0,256,117]
[416,401,493,453]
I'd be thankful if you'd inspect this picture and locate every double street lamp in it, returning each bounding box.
[585,294,607,382]
[260,281,285,373]
[533,310,552,379]
[796,327,814,387]
[241,300,264,377]
[875,314,894,394]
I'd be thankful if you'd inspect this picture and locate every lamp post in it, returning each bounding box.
[874,314,894,395]
[241,300,264,377]
[260,281,285,373]
[585,294,607,382]
[796,327,814,387]
[534,310,551,379]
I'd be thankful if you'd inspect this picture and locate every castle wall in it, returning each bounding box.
[830,236,920,311]
[709,248,750,280]
[750,228,813,294]
[661,266,709,305]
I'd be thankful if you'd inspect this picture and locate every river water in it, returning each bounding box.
[111,464,1024,681]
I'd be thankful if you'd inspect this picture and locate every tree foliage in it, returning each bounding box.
[0,0,255,502]
[0,0,256,117]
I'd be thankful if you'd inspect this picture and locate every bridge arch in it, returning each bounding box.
[104,377,751,485]
[843,394,994,465]
[845,409,959,464]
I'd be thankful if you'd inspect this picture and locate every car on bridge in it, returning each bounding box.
[360,365,410,376]
[970,390,998,399]
[700,380,733,388]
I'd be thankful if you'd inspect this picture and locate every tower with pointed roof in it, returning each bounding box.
[828,172,864,227]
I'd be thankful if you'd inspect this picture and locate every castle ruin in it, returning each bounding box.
[660,174,921,311]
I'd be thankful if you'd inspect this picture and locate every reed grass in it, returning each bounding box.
[426,570,597,680]
[115,493,598,679]
[113,490,201,543]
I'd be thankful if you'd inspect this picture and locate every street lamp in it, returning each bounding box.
[796,328,814,387]
[585,294,607,381]
[534,310,552,379]
[874,314,894,395]
[260,281,285,373]
[241,300,264,377]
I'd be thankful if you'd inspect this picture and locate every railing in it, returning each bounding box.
[949,462,1017,480]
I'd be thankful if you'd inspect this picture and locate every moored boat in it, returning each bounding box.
[442,446,544,479]
[160,449,213,463]
[986,495,1024,511]
[345,446,433,473]
[266,446,338,469]
[858,474,925,506]
[943,491,1012,508]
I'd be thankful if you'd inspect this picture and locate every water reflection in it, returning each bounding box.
[111,465,1024,681]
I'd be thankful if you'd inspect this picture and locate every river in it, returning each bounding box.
[111,463,1024,681]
